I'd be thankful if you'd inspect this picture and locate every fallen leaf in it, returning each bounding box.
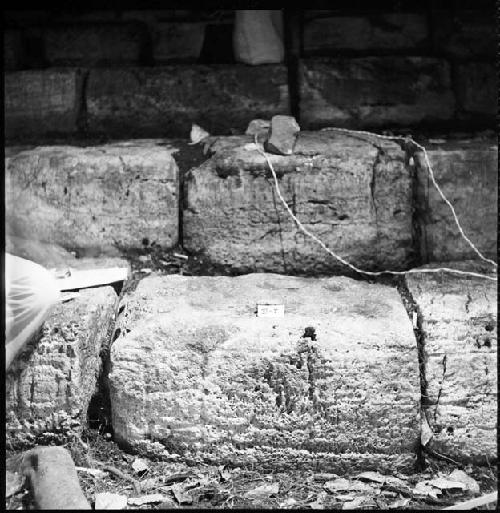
[342,497,367,509]
[413,481,442,500]
[428,477,467,491]
[324,478,351,492]
[244,482,280,500]
[75,466,107,478]
[279,497,297,508]
[128,494,166,506]
[189,124,210,145]
[421,416,433,446]
[139,477,161,492]
[356,471,387,484]
[325,478,373,493]
[163,472,195,485]
[131,457,149,474]
[218,466,232,482]
[308,491,328,509]
[6,470,23,498]
[313,473,339,482]
[447,469,480,494]
[171,483,193,504]
[95,492,128,510]
[388,497,411,508]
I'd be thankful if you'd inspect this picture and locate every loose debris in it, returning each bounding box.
[94,492,127,510]
[443,491,498,510]
[189,123,210,145]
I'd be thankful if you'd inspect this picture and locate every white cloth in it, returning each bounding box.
[5,253,60,370]
[233,10,284,65]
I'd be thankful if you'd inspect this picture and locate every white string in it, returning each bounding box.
[253,131,497,282]
[322,127,497,268]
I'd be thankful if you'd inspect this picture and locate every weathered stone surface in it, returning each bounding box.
[434,10,496,59]
[44,23,147,66]
[303,13,429,53]
[299,58,455,129]
[265,115,300,156]
[5,70,84,139]
[456,62,496,118]
[153,22,206,62]
[406,264,497,463]
[110,274,420,472]
[4,30,25,70]
[414,138,497,263]
[86,65,289,137]
[21,446,91,510]
[6,286,118,449]
[184,131,414,274]
[5,142,179,251]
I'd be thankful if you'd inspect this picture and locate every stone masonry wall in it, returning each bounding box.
[4,5,496,140]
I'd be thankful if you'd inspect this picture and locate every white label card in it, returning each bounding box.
[257,303,285,318]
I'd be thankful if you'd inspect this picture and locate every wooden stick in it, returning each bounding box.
[442,491,497,510]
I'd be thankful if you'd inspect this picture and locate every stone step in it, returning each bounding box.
[405,261,497,464]
[299,57,456,129]
[414,138,497,263]
[4,133,497,271]
[6,283,119,449]
[109,273,421,473]
[5,141,179,251]
[184,131,414,274]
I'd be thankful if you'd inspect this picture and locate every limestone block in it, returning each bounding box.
[299,58,455,129]
[153,22,206,62]
[44,23,147,66]
[406,265,497,463]
[414,138,497,262]
[304,13,429,53]
[184,131,414,274]
[86,65,289,137]
[456,62,496,118]
[5,142,179,251]
[109,274,421,472]
[5,70,84,139]
[6,286,118,449]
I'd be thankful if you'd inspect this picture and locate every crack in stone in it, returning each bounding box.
[434,354,447,424]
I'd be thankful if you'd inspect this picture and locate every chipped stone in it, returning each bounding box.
[109,274,420,473]
[265,115,300,156]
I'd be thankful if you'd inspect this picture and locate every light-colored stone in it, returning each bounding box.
[184,131,414,274]
[299,57,455,129]
[6,286,118,449]
[21,446,91,509]
[86,65,289,137]
[5,142,179,251]
[406,264,497,463]
[109,273,420,472]
[414,138,497,263]
[44,23,147,66]
[304,14,429,53]
[5,70,84,139]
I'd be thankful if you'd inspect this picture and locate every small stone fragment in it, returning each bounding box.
[265,115,300,155]
[447,469,480,494]
[245,118,271,143]
[21,446,91,509]
[131,457,149,474]
[244,482,280,500]
[128,494,166,506]
[95,492,128,510]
